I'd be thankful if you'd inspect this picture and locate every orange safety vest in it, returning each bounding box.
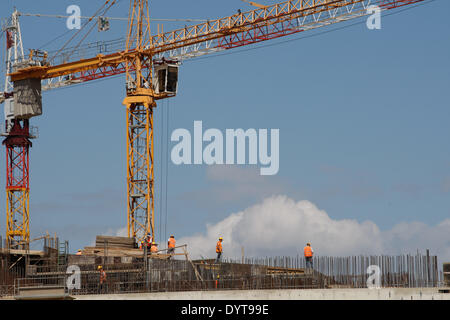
[100,270,107,283]
[216,241,223,253]
[304,246,313,258]
[168,238,176,249]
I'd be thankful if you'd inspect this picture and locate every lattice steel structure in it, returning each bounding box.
[2,119,31,249]
[125,102,155,241]
[123,1,156,242]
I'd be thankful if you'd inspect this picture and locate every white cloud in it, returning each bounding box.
[104,226,128,238]
[177,195,450,262]
[382,219,450,259]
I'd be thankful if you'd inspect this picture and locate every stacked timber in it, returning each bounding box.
[81,246,144,257]
[80,235,140,257]
[95,236,135,249]
[79,235,185,259]
[81,246,175,259]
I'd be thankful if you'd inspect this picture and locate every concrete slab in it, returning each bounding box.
[15,286,74,300]
[74,288,450,300]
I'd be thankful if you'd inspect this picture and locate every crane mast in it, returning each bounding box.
[123,0,156,242]
[1,9,34,249]
[4,0,426,247]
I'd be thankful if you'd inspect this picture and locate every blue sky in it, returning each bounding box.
[0,0,449,259]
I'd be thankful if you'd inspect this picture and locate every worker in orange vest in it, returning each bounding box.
[98,265,107,293]
[215,237,223,263]
[150,242,159,253]
[167,235,176,258]
[304,242,314,269]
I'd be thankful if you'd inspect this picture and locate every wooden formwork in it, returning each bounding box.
[444,263,450,287]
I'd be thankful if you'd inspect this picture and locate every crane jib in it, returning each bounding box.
[8,0,424,85]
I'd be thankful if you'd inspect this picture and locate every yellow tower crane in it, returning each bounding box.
[7,0,425,246]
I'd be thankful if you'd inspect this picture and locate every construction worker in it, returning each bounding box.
[150,242,159,253]
[76,249,82,255]
[304,242,314,270]
[98,265,107,294]
[167,235,176,258]
[215,237,223,263]
[146,233,153,251]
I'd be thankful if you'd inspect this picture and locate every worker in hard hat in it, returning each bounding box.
[98,265,107,294]
[215,237,223,263]
[304,242,314,270]
[150,242,159,253]
[146,233,153,252]
[167,235,176,258]
[76,249,82,255]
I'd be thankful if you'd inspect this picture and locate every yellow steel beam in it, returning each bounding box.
[149,0,364,52]
[6,189,30,249]
[123,96,155,242]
